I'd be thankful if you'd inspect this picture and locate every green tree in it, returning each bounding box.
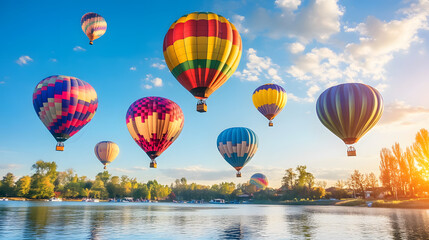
[16,176,31,197]
[0,173,16,197]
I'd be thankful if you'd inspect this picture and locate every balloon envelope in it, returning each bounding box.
[126,96,184,167]
[252,83,287,126]
[94,141,119,169]
[163,12,242,111]
[33,75,98,150]
[316,83,383,155]
[250,173,268,190]
[217,127,258,177]
[81,12,107,45]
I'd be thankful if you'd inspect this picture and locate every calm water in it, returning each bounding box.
[0,201,428,239]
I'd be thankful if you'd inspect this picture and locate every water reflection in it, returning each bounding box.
[285,207,316,239]
[0,202,428,239]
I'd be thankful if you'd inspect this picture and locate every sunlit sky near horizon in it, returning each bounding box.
[1,0,429,188]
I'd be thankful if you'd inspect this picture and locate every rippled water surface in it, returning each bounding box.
[0,201,428,239]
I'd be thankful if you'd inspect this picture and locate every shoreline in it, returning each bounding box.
[3,197,429,209]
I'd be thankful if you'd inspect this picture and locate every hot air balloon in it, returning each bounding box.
[81,12,107,45]
[33,75,98,151]
[163,12,242,112]
[94,141,119,169]
[249,173,268,190]
[217,127,258,177]
[252,83,287,127]
[316,83,383,156]
[126,96,184,168]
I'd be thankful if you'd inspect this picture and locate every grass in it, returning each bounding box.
[334,199,366,206]
[371,198,429,209]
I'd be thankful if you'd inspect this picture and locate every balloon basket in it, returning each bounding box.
[197,102,207,113]
[150,161,157,168]
[104,166,107,170]
[89,41,93,45]
[56,142,64,151]
[269,121,273,127]
[347,146,356,157]
[236,172,241,178]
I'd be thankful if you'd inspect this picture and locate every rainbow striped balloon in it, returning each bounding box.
[252,84,287,126]
[163,12,242,111]
[126,97,184,168]
[250,173,268,190]
[33,75,98,150]
[81,12,107,45]
[94,141,120,169]
[316,83,383,155]
[217,127,258,177]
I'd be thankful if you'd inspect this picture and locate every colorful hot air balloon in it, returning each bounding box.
[81,12,107,45]
[94,141,120,169]
[126,96,184,168]
[217,127,258,177]
[249,173,268,190]
[316,83,383,156]
[252,83,287,127]
[33,75,98,151]
[163,12,242,112]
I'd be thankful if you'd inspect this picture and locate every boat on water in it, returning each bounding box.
[0,198,8,201]
[82,198,100,202]
[49,197,62,202]
[209,199,225,204]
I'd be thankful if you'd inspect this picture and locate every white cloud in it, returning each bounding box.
[132,166,147,171]
[285,0,429,97]
[73,46,86,52]
[16,56,33,65]
[231,15,249,34]
[0,164,21,170]
[130,66,136,71]
[152,77,163,87]
[251,0,343,42]
[234,48,283,83]
[379,100,429,126]
[289,42,305,54]
[288,84,320,102]
[111,167,134,173]
[50,58,57,62]
[151,63,166,70]
[141,74,163,90]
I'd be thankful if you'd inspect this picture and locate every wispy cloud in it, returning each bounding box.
[16,56,33,65]
[234,48,283,83]
[160,166,233,181]
[50,58,57,62]
[231,15,249,35]
[379,100,429,126]
[0,81,5,84]
[151,63,166,70]
[0,164,22,170]
[132,166,147,171]
[73,46,86,52]
[110,167,134,174]
[130,66,137,71]
[141,74,163,90]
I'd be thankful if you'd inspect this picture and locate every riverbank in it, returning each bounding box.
[371,198,429,209]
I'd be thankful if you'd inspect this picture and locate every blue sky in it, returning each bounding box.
[1,0,429,188]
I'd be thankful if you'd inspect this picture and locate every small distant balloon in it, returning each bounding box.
[33,75,98,151]
[94,141,119,169]
[250,173,268,190]
[126,96,184,168]
[217,127,258,177]
[316,83,383,156]
[252,83,287,127]
[81,12,107,45]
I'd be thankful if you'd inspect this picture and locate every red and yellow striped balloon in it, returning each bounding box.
[163,12,242,112]
[81,12,107,45]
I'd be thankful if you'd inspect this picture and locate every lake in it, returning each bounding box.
[0,201,428,239]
